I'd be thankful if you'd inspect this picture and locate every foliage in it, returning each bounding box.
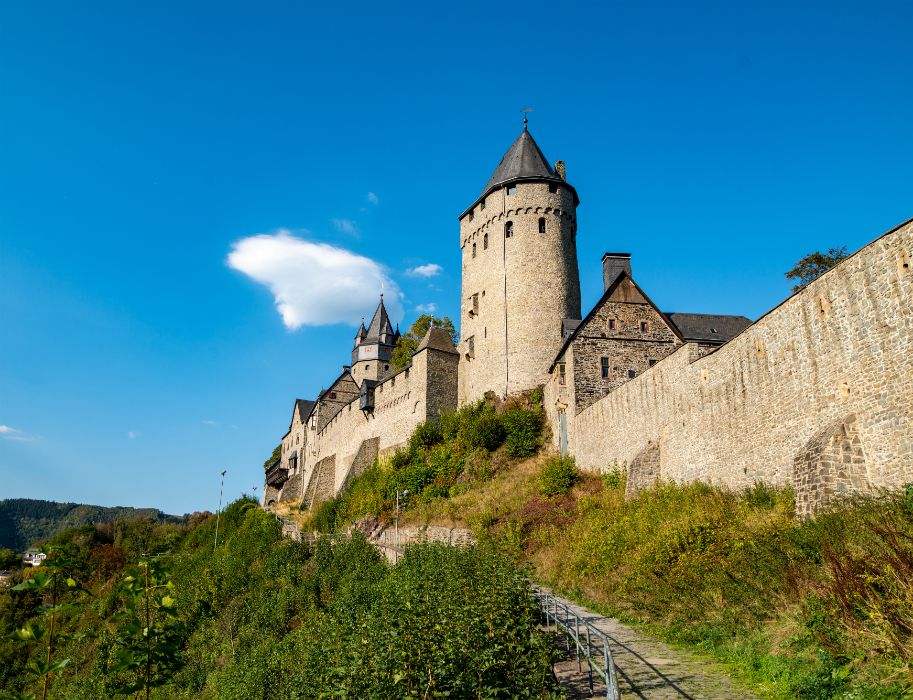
[502,406,543,457]
[538,456,578,497]
[108,559,184,697]
[262,444,281,469]
[0,498,189,553]
[7,546,90,700]
[390,313,458,369]
[785,246,849,292]
[0,548,20,570]
[0,498,559,699]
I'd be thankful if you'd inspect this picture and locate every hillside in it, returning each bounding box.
[0,500,559,698]
[305,397,913,699]
[0,498,190,552]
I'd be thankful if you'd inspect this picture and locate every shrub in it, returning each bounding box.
[601,465,625,490]
[311,497,340,533]
[502,407,542,458]
[409,419,442,452]
[538,456,578,497]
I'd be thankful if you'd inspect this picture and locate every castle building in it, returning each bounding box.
[265,123,913,516]
[457,123,581,404]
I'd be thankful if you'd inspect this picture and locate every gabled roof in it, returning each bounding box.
[365,296,395,343]
[460,127,579,219]
[549,271,685,372]
[292,399,316,428]
[415,325,458,355]
[354,322,367,341]
[664,313,752,344]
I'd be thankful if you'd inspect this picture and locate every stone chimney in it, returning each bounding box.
[602,253,632,291]
[554,160,566,181]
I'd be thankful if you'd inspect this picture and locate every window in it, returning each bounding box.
[469,293,479,316]
[640,321,649,333]
[329,391,336,399]
[601,357,610,379]
[649,359,657,367]
[483,232,488,249]
[466,336,475,359]
[538,217,546,234]
[480,198,486,210]
[472,242,476,258]
[548,183,558,193]
[310,416,316,429]
[558,362,566,386]
[468,212,474,222]
[506,184,517,196]
[627,369,636,379]
[505,221,513,238]
[384,364,389,371]
[608,319,617,331]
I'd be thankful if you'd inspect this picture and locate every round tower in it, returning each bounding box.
[457,124,582,403]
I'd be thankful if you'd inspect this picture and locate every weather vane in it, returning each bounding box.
[521,106,534,128]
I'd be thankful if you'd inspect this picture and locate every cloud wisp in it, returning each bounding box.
[367,192,379,205]
[0,425,35,442]
[227,230,403,329]
[415,303,438,314]
[406,263,443,278]
[127,431,140,440]
[331,218,360,236]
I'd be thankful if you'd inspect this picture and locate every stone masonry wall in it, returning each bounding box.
[458,181,580,403]
[571,218,913,510]
[302,346,459,505]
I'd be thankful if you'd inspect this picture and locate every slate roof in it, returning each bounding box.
[562,319,582,339]
[460,127,579,219]
[415,325,458,355]
[295,399,316,422]
[354,322,367,341]
[365,297,395,343]
[664,313,753,344]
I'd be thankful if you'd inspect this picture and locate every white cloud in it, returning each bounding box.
[0,425,18,434]
[202,420,218,427]
[406,263,443,278]
[227,230,403,329]
[331,218,359,236]
[127,431,140,440]
[367,192,379,205]
[415,303,437,314]
[0,425,34,442]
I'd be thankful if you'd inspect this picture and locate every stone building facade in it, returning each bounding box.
[265,123,912,515]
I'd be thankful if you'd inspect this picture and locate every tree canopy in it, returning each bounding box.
[391,314,459,369]
[785,246,849,292]
[263,444,282,469]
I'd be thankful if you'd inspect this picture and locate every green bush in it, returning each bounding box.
[601,466,625,490]
[311,497,340,533]
[538,456,578,497]
[503,407,542,458]
[409,419,442,452]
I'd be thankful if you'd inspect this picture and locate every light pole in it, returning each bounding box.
[213,469,227,553]
[395,488,409,562]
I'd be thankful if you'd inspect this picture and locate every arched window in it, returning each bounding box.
[505,221,513,238]
[483,232,488,249]
[538,217,546,234]
[472,242,476,258]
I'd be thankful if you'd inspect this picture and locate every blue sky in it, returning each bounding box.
[1,1,911,515]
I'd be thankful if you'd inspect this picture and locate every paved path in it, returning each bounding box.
[543,591,759,699]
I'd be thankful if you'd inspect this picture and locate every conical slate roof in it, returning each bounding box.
[365,296,395,342]
[460,126,578,219]
[483,128,559,193]
[415,325,458,355]
[354,321,367,341]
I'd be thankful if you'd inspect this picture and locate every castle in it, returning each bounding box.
[264,124,913,516]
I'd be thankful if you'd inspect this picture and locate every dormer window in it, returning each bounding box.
[506,185,517,196]
[505,221,513,238]
[538,218,546,234]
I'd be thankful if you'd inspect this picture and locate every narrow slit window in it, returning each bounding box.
[558,362,566,386]
[538,217,546,234]
[640,321,649,333]
[480,198,486,210]
[472,242,476,258]
[483,232,488,249]
[608,319,617,331]
[600,357,610,379]
[505,221,513,238]
[506,184,517,196]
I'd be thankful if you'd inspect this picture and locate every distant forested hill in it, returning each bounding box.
[0,498,188,551]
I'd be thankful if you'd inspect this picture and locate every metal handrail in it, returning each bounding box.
[533,587,620,700]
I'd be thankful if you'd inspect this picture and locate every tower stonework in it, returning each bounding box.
[457,127,582,404]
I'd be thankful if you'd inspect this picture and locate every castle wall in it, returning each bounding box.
[458,181,580,403]
[300,347,459,506]
[569,218,913,511]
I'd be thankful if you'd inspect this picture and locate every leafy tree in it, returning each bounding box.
[263,444,281,469]
[8,547,89,700]
[785,246,849,292]
[109,558,184,698]
[0,548,19,570]
[391,314,458,369]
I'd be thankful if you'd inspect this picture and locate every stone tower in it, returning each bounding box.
[351,296,399,385]
[458,124,582,403]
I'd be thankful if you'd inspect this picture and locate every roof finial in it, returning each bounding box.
[521,106,533,130]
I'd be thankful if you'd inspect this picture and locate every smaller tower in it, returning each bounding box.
[351,296,397,384]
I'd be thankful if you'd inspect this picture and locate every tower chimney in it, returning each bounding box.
[602,253,632,291]
[554,160,566,181]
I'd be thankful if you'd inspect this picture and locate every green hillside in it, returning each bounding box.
[0,498,190,552]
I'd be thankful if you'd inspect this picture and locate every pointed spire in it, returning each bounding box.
[365,295,395,343]
[482,128,559,193]
[354,319,367,342]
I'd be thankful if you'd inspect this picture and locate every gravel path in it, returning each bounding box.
[542,590,759,699]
